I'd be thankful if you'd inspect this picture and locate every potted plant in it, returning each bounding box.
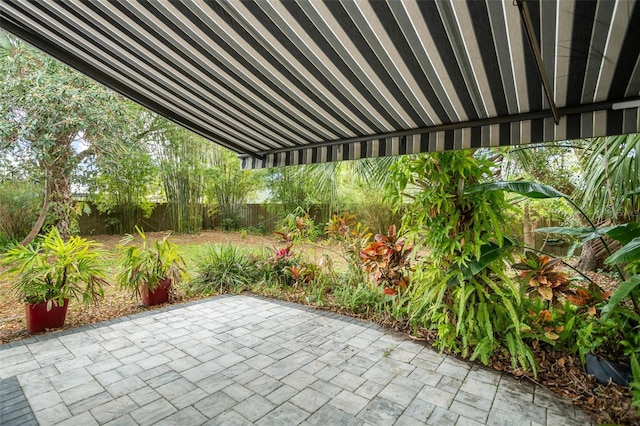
[1,227,108,333]
[117,227,186,306]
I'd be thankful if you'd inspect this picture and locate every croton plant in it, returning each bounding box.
[360,224,413,295]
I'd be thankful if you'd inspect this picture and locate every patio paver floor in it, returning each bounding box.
[0,295,592,425]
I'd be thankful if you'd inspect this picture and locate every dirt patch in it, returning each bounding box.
[86,229,276,250]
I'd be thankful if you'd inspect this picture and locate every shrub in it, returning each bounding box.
[512,252,570,303]
[332,281,391,316]
[275,207,322,242]
[0,180,42,242]
[258,245,302,287]
[360,224,413,295]
[326,211,372,274]
[188,244,257,295]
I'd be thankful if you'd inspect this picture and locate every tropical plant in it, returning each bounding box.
[326,211,372,269]
[188,244,257,295]
[575,135,640,223]
[116,227,186,297]
[387,151,534,372]
[512,252,570,303]
[275,207,322,243]
[360,224,413,295]
[600,221,640,320]
[257,244,302,287]
[465,180,625,277]
[1,227,108,307]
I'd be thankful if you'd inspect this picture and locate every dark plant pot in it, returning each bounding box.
[141,278,171,306]
[585,353,632,386]
[26,299,69,334]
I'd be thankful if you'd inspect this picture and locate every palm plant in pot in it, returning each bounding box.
[1,227,108,334]
[117,227,186,306]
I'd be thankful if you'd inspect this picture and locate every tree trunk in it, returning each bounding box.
[49,164,74,239]
[20,175,50,246]
[574,237,622,272]
[522,202,536,249]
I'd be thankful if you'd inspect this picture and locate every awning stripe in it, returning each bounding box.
[1,0,638,169]
[2,2,266,154]
[241,107,640,169]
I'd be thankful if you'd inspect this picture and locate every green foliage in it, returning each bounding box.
[0,32,140,237]
[1,228,108,306]
[631,354,640,414]
[204,145,262,229]
[599,225,640,321]
[522,300,575,347]
[116,227,186,296]
[606,238,640,267]
[0,180,42,241]
[410,262,534,371]
[447,239,514,286]
[465,180,568,200]
[88,139,159,234]
[154,125,209,233]
[389,152,510,266]
[326,211,372,277]
[331,282,392,316]
[187,244,257,295]
[387,151,534,372]
[601,276,640,320]
[502,143,581,195]
[275,207,322,243]
[265,166,318,213]
[257,244,302,288]
[575,134,640,221]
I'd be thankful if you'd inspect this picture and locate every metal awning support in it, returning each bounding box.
[516,0,560,124]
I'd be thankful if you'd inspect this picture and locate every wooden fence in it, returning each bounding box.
[78,203,331,236]
[78,202,575,256]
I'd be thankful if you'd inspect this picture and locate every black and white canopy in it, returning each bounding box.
[2,0,639,169]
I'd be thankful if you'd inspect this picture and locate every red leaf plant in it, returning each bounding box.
[360,224,413,295]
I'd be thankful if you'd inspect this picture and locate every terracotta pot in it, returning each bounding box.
[141,278,171,306]
[26,299,69,334]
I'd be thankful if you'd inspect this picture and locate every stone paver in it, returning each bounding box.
[0,295,592,425]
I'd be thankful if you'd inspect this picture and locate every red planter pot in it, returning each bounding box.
[26,299,69,334]
[141,278,171,306]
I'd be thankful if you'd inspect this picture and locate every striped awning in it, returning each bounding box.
[2,1,639,169]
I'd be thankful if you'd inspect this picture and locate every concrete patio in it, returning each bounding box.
[0,295,592,425]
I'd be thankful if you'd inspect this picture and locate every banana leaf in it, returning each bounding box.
[605,223,640,245]
[533,226,617,245]
[601,275,640,321]
[605,237,640,265]
[464,181,568,199]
